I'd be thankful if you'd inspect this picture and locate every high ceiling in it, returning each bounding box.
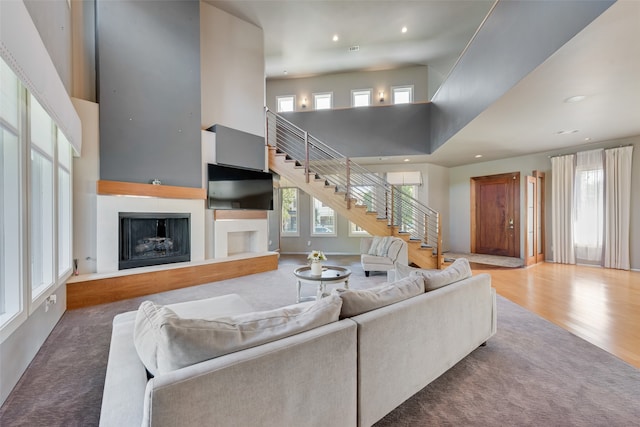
[208,0,640,167]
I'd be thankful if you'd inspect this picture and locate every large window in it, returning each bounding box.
[351,89,372,107]
[0,56,74,331]
[0,59,21,323]
[281,187,299,236]
[313,93,332,110]
[311,197,336,236]
[573,150,604,264]
[57,130,72,278]
[30,95,55,300]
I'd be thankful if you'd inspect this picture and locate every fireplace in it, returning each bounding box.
[119,212,190,270]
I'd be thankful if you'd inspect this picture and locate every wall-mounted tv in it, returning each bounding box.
[207,163,274,210]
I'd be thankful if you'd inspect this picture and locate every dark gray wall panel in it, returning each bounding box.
[97,0,201,187]
[208,125,265,171]
[281,104,430,158]
[430,0,614,153]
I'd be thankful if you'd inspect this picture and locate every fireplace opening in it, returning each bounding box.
[119,212,190,270]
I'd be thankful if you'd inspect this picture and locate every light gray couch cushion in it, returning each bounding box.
[332,276,424,318]
[134,295,342,375]
[394,262,437,280]
[412,258,472,291]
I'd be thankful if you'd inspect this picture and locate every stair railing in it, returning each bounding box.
[266,108,441,258]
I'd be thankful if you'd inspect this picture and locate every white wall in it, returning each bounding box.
[71,98,99,274]
[200,2,264,136]
[200,2,268,257]
[266,65,429,111]
[448,136,640,270]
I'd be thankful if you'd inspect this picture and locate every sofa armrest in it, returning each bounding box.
[142,320,358,427]
[99,314,148,427]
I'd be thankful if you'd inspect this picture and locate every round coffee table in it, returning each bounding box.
[293,265,351,302]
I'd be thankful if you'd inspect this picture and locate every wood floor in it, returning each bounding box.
[474,262,640,369]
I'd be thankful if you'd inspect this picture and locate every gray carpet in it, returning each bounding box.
[1,256,638,426]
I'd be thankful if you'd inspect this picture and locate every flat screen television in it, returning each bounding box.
[207,163,274,210]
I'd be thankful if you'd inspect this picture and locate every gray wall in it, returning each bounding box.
[209,125,265,171]
[278,189,362,255]
[96,0,202,187]
[281,103,430,158]
[430,0,615,152]
[266,66,430,111]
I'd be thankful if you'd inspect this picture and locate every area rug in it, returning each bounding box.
[1,262,638,426]
[445,251,525,268]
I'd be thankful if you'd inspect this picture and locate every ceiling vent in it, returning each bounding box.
[348,45,360,52]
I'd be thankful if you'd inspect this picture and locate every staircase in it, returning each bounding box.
[266,109,443,270]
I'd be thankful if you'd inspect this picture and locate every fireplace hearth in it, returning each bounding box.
[119,212,190,270]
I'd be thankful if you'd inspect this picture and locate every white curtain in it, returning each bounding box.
[573,149,604,264]
[551,154,575,264]
[603,146,634,270]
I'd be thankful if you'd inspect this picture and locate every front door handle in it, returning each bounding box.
[508,218,514,229]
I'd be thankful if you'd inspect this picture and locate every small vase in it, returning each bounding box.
[311,261,323,275]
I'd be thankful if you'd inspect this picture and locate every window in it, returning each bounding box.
[394,185,418,233]
[573,150,604,264]
[392,86,413,104]
[311,197,336,236]
[349,222,370,237]
[1,56,74,331]
[0,58,21,324]
[351,89,371,107]
[276,95,295,113]
[313,93,332,110]
[30,94,55,300]
[57,130,72,278]
[281,187,299,236]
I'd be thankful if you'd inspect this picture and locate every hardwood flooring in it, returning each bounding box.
[474,262,640,369]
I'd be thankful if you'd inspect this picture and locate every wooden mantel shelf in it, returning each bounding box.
[97,180,206,200]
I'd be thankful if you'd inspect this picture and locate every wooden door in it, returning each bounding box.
[470,172,520,257]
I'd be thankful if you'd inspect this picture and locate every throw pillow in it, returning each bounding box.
[367,236,383,255]
[376,236,394,257]
[394,262,437,280]
[332,275,424,318]
[413,258,472,291]
[133,295,342,375]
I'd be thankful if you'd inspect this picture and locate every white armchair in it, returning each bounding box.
[360,236,409,279]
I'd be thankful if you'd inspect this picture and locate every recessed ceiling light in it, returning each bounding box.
[584,137,591,141]
[403,158,410,162]
[401,26,408,33]
[283,70,288,75]
[332,34,339,42]
[564,95,587,103]
[475,154,483,158]
[555,130,579,135]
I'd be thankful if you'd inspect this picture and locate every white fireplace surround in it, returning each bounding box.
[214,219,268,258]
[96,195,205,273]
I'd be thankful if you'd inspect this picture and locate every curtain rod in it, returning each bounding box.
[548,144,633,159]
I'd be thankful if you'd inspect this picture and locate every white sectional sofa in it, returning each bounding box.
[100,260,496,427]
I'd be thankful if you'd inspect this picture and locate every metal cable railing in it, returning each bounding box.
[266,108,441,254]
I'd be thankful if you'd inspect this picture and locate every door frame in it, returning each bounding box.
[470,172,520,257]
